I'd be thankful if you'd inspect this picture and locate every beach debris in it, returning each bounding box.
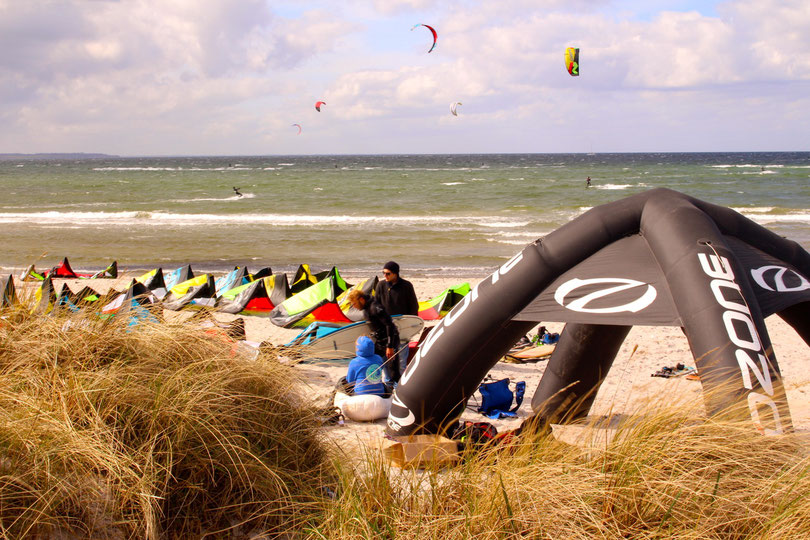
[651,363,695,378]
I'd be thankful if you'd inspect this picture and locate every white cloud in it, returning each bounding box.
[1,0,808,153]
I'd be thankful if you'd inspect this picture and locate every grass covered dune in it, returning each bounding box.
[0,307,332,538]
[1,306,810,539]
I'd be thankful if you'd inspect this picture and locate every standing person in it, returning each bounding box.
[347,290,402,384]
[374,261,419,378]
[374,261,419,317]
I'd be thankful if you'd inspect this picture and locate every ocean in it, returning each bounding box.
[1,152,808,278]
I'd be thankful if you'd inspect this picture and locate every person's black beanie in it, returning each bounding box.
[383,261,400,275]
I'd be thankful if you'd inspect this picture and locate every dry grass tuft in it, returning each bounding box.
[309,398,810,540]
[0,307,333,539]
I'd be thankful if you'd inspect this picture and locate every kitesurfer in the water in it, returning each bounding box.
[233,186,242,197]
[586,176,591,188]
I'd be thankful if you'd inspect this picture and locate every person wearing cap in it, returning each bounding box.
[373,261,419,382]
[374,261,419,317]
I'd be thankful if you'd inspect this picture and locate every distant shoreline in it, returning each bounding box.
[1,151,808,160]
[0,153,118,160]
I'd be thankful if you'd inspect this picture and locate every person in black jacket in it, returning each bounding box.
[374,261,419,317]
[373,261,419,379]
[348,289,402,383]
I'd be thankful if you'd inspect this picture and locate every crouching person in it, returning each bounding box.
[334,336,392,422]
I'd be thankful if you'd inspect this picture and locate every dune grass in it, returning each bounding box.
[2,303,809,538]
[0,306,334,538]
[309,397,810,539]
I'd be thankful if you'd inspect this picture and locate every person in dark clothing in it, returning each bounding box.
[348,289,402,383]
[374,260,419,316]
[373,261,419,379]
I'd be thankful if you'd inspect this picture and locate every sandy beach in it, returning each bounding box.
[198,275,810,449]
[15,273,810,451]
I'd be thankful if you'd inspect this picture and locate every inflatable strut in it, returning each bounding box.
[387,188,810,437]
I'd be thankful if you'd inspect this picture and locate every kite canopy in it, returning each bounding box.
[102,280,156,315]
[269,268,356,328]
[1,275,17,307]
[32,276,56,314]
[215,266,250,296]
[315,101,326,112]
[450,102,462,116]
[216,274,291,316]
[90,260,118,279]
[418,282,470,320]
[55,284,103,312]
[136,268,168,300]
[411,23,437,53]
[565,47,579,76]
[387,188,810,439]
[164,265,194,291]
[163,274,217,311]
[292,123,302,135]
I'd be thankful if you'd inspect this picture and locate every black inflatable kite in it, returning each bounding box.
[387,188,810,437]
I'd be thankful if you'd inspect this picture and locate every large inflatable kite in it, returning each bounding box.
[387,188,810,437]
[565,47,579,76]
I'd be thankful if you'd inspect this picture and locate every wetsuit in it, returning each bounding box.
[361,297,401,382]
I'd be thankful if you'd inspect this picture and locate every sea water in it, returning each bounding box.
[1,152,808,277]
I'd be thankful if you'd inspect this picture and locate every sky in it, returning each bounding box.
[1,0,808,156]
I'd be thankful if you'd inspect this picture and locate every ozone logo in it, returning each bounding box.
[554,278,657,313]
[750,265,810,293]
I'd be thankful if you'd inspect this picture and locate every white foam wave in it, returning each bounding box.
[168,193,256,203]
[732,207,774,213]
[93,166,254,172]
[0,211,528,228]
[442,182,465,186]
[478,221,530,228]
[595,184,634,190]
[485,238,533,245]
[742,212,810,224]
[710,164,762,168]
[483,230,549,239]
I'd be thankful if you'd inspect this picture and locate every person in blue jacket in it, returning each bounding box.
[346,336,387,396]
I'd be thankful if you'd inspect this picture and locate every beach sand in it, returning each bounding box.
[16,274,810,452]
[202,276,810,452]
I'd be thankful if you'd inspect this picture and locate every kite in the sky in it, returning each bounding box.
[315,101,326,112]
[411,23,437,53]
[292,123,302,135]
[565,47,580,76]
[450,101,462,116]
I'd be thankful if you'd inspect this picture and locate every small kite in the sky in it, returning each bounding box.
[315,101,326,112]
[565,47,580,76]
[450,102,462,116]
[411,23,437,53]
[292,123,302,135]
